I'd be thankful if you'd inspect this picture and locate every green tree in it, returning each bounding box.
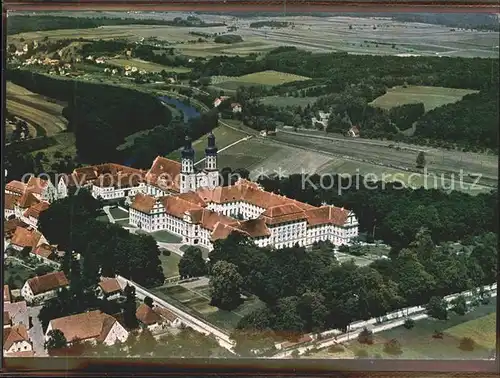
[178,246,207,278]
[231,329,276,357]
[209,260,243,311]
[426,296,448,320]
[144,296,154,308]
[44,329,68,352]
[450,295,468,316]
[122,284,139,330]
[416,151,426,168]
[81,248,100,294]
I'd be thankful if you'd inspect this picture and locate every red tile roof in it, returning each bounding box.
[17,192,40,209]
[3,324,30,351]
[23,201,50,219]
[4,193,19,210]
[4,219,30,239]
[10,227,42,249]
[130,193,157,214]
[146,157,181,192]
[98,278,122,294]
[25,176,49,195]
[304,206,350,227]
[5,180,26,195]
[153,306,179,323]
[32,243,55,259]
[49,310,120,343]
[136,303,163,325]
[27,271,69,295]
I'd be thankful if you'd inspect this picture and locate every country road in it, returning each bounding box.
[273,283,497,358]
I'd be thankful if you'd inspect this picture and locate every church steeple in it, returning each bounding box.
[181,135,195,160]
[205,132,218,156]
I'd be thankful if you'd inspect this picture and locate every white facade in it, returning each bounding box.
[20,281,67,305]
[130,192,359,252]
[101,321,129,346]
[92,182,146,201]
[4,339,32,355]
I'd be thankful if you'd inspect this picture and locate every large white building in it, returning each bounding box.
[129,133,359,250]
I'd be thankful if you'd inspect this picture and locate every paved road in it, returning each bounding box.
[157,242,185,257]
[27,305,47,357]
[273,283,497,357]
[103,206,116,224]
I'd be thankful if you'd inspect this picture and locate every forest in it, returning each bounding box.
[6,69,172,164]
[209,229,497,342]
[257,174,498,251]
[205,48,498,151]
[38,190,165,288]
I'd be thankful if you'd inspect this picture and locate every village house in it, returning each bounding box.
[213,96,230,108]
[3,324,33,356]
[98,278,123,300]
[347,125,360,138]
[45,310,129,346]
[31,243,58,266]
[231,103,242,113]
[153,306,182,328]
[21,271,69,304]
[311,111,330,128]
[136,303,164,332]
[3,301,29,328]
[8,226,46,252]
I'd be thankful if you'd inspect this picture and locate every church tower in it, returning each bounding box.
[180,136,196,193]
[205,132,219,189]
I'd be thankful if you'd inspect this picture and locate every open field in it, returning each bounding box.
[304,298,496,360]
[212,70,311,88]
[6,81,68,136]
[167,124,248,163]
[107,58,191,73]
[445,313,496,350]
[369,85,480,112]
[28,131,77,170]
[350,298,496,359]
[260,96,318,107]
[273,130,497,193]
[158,252,181,278]
[9,14,498,59]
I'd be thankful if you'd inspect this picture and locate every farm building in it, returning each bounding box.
[45,310,128,346]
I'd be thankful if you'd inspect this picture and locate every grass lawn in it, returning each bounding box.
[342,298,497,359]
[150,230,182,243]
[158,252,181,278]
[445,312,496,350]
[260,96,318,107]
[109,207,129,220]
[4,259,34,290]
[212,70,310,88]
[369,85,479,112]
[6,81,68,136]
[107,58,191,73]
[96,214,111,223]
